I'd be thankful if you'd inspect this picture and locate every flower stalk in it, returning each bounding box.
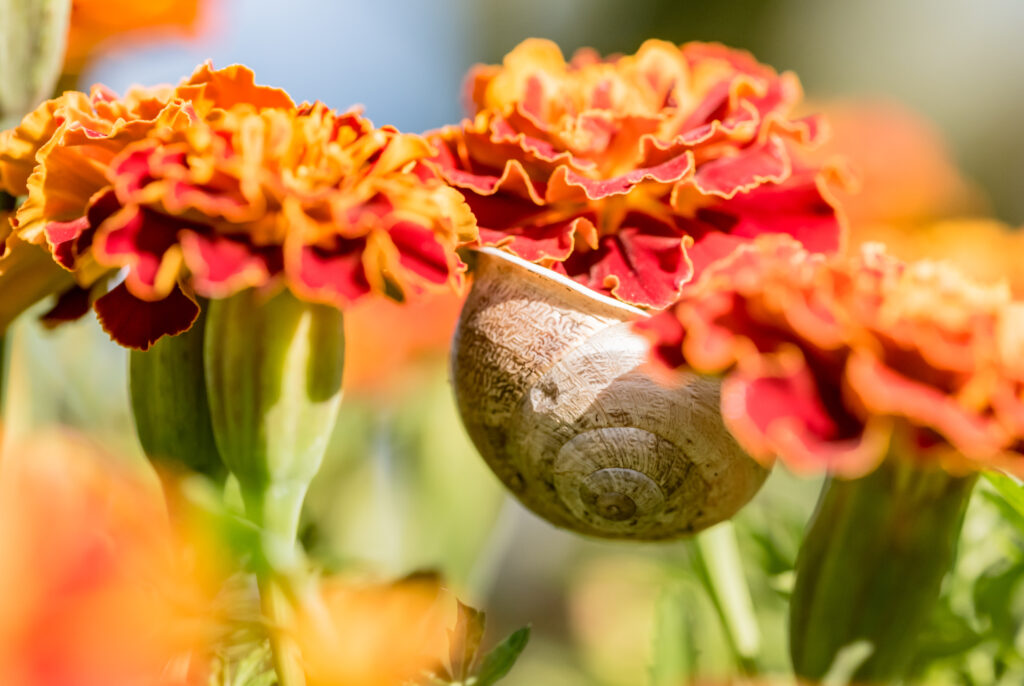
[789,457,977,682]
[203,287,344,685]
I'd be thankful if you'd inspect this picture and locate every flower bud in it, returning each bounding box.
[129,307,224,480]
[0,0,71,124]
[203,287,344,567]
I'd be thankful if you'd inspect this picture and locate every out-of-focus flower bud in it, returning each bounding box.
[0,0,71,126]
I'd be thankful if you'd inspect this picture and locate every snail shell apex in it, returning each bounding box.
[451,248,768,540]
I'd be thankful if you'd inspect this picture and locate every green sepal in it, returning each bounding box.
[789,459,977,682]
[0,0,71,123]
[203,287,344,567]
[129,306,225,480]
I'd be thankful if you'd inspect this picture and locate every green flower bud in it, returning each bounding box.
[129,307,225,480]
[0,0,71,124]
[203,287,344,568]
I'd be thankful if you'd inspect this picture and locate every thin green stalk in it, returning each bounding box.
[694,521,761,673]
[204,288,344,686]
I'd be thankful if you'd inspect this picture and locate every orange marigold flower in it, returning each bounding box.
[65,0,204,73]
[430,39,843,309]
[0,432,229,686]
[643,236,1024,477]
[291,574,452,686]
[805,100,984,228]
[851,218,1024,299]
[0,63,475,349]
[292,573,452,686]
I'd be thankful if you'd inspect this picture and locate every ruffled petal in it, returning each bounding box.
[94,281,200,350]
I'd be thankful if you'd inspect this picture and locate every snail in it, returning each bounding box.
[450,247,769,540]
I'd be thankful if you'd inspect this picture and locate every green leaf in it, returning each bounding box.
[983,473,1024,533]
[447,600,487,681]
[473,626,530,686]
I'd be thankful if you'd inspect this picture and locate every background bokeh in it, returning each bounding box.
[9,1,1024,684]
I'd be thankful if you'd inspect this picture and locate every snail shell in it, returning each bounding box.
[451,248,769,540]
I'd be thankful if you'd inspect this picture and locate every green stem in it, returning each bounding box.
[258,574,306,686]
[203,288,344,686]
[694,522,761,672]
[789,459,977,682]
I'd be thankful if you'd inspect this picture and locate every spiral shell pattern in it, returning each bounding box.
[451,248,769,539]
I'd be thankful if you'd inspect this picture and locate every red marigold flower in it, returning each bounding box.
[429,39,844,309]
[0,64,475,349]
[644,235,1024,477]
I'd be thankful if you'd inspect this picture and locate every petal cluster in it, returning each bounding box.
[645,236,1024,476]
[0,64,475,349]
[430,39,843,308]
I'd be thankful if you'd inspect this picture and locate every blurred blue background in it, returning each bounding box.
[84,0,1024,223]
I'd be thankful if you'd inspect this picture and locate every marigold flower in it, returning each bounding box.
[64,0,204,73]
[0,432,229,686]
[644,235,1024,476]
[292,574,452,686]
[851,218,1024,298]
[0,63,475,349]
[430,39,843,309]
[806,101,983,228]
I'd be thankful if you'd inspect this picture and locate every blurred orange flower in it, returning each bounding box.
[644,235,1024,477]
[0,63,475,349]
[65,0,204,73]
[431,39,843,309]
[343,291,464,395]
[807,101,983,228]
[851,218,1024,297]
[292,574,452,686]
[0,432,230,686]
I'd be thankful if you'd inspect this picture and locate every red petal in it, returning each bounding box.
[635,309,686,369]
[711,170,841,253]
[548,153,693,201]
[289,237,372,307]
[562,212,693,308]
[40,286,93,325]
[94,282,200,350]
[389,221,451,286]
[93,207,196,298]
[721,361,882,475]
[179,230,275,298]
[692,136,789,197]
[479,216,587,262]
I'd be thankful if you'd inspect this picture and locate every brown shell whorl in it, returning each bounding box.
[451,248,769,540]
